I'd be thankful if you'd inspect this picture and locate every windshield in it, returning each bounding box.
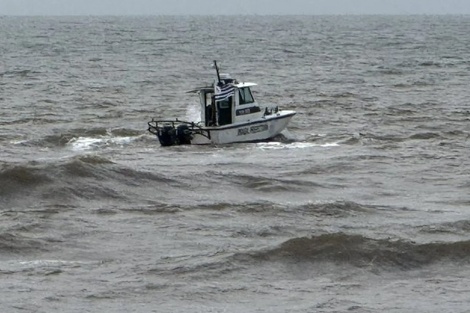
[238,87,254,105]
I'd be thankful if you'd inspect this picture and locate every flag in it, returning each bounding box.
[215,83,234,101]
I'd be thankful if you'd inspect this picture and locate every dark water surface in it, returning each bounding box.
[1,15,470,312]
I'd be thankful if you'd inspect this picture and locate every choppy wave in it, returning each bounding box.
[67,135,136,151]
[341,131,455,146]
[0,232,50,254]
[256,141,340,150]
[22,128,144,149]
[0,155,175,201]
[245,233,470,270]
[419,219,470,235]
[148,230,470,278]
[119,201,379,222]
[0,163,53,196]
[219,172,325,192]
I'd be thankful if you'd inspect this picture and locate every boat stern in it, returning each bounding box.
[148,119,208,146]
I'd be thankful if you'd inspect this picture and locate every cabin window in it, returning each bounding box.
[218,98,231,108]
[238,87,254,105]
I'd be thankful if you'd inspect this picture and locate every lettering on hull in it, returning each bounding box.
[236,106,261,116]
[237,124,269,136]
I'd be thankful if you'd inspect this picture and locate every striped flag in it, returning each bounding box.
[215,83,234,101]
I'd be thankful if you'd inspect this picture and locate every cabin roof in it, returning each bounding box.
[234,82,257,88]
[186,82,257,93]
[186,86,213,93]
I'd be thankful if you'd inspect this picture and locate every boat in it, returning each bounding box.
[147,61,296,146]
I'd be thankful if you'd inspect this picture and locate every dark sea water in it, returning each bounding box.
[1,15,470,312]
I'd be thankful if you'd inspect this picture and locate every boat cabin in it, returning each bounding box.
[196,75,263,127]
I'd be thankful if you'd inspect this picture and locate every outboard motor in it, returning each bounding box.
[148,119,195,146]
[157,125,177,146]
[176,124,192,145]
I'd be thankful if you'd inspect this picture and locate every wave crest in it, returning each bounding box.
[0,232,49,254]
[248,233,470,270]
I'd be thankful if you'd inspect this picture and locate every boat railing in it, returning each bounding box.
[263,106,279,116]
[147,118,211,140]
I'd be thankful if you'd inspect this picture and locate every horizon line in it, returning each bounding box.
[2,13,470,17]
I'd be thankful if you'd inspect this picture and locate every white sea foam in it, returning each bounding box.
[10,140,29,145]
[18,260,88,266]
[67,136,135,151]
[0,259,105,273]
[185,102,201,122]
[256,141,339,150]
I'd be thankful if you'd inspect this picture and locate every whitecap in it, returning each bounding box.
[67,136,135,151]
[256,141,339,150]
[68,137,104,151]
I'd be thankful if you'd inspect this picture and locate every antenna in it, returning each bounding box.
[213,60,221,83]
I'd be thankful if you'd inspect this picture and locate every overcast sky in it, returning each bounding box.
[1,0,470,16]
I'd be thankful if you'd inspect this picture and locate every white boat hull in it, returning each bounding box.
[191,110,296,145]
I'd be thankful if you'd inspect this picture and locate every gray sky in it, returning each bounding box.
[1,0,470,15]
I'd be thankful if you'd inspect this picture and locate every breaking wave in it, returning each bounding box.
[16,127,144,149]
